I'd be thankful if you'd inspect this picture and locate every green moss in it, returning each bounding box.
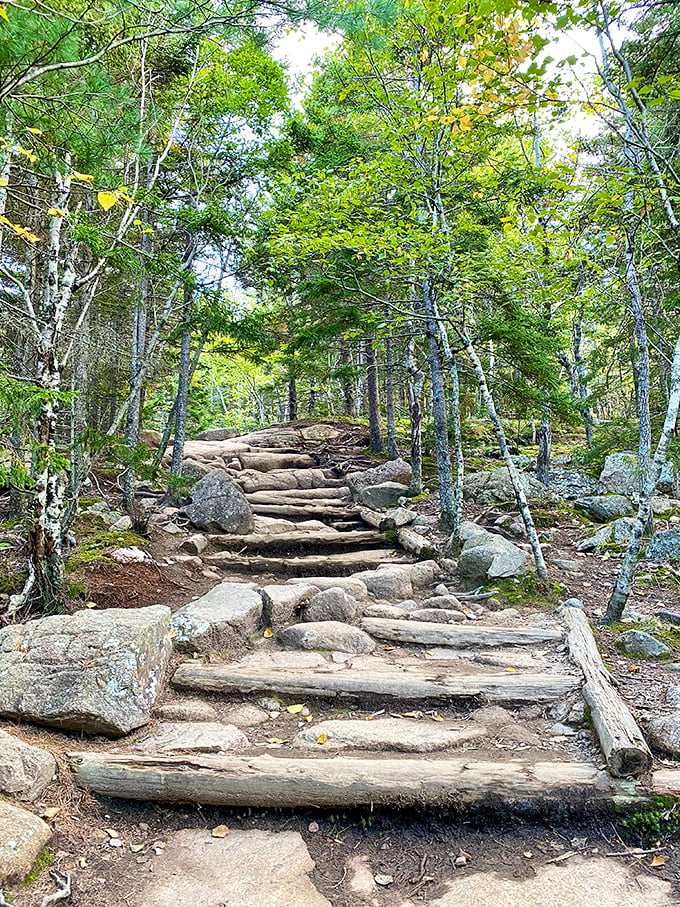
[489,574,567,608]
[66,530,147,572]
[620,796,680,846]
[0,569,28,595]
[22,848,53,887]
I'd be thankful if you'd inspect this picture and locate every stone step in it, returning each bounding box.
[207,529,386,554]
[246,488,351,503]
[70,751,643,810]
[360,617,564,648]
[250,503,358,522]
[172,660,581,705]
[203,548,411,576]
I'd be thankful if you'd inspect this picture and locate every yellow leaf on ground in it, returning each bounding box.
[286,704,304,714]
[505,667,517,673]
[97,190,118,211]
[211,825,229,838]
[130,843,144,853]
[651,855,665,867]
[316,734,327,745]
[430,713,443,721]
[41,807,61,820]
[263,628,274,638]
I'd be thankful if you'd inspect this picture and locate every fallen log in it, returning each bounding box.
[250,504,357,521]
[246,487,350,503]
[173,661,580,704]
[203,548,409,575]
[395,527,437,559]
[69,752,643,809]
[360,617,563,648]
[208,529,385,553]
[561,604,652,777]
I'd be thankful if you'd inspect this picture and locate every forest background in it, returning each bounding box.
[0,0,679,622]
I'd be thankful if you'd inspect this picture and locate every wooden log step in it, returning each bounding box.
[395,527,437,558]
[250,504,358,521]
[360,618,563,648]
[237,452,318,472]
[561,604,652,777]
[70,752,643,809]
[172,661,581,704]
[208,529,385,553]
[246,488,350,503]
[203,548,410,575]
[358,507,417,531]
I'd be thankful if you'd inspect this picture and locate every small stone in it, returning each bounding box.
[0,729,56,801]
[434,583,449,596]
[647,714,680,758]
[277,622,375,654]
[616,630,670,659]
[374,874,394,887]
[132,722,248,755]
[551,722,577,736]
[109,515,133,531]
[180,534,209,555]
[257,698,281,712]
[304,588,358,624]
[667,686,680,707]
[408,608,466,623]
[154,700,219,722]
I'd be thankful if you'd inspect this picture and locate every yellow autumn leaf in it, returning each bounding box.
[71,171,94,183]
[211,825,229,838]
[505,667,517,673]
[457,55,466,69]
[0,178,6,186]
[430,713,443,722]
[27,128,42,135]
[316,734,327,745]
[97,190,118,211]
[48,207,66,217]
[651,855,665,867]
[286,704,304,714]
[267,737,284,744]
[0,6,8,23]
[263,628,274,638]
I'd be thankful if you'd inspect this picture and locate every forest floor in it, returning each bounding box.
[2,434,680,905]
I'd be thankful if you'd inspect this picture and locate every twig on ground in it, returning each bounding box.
[40,870,72,906]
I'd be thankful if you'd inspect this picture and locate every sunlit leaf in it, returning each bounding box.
[97,191,118,211]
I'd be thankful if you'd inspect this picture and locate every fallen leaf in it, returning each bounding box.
[505,667,517,673]
[211,825,229,838]
[523,851,533,858]
[286,704,304,714]
[41,807,61,820]
[382,646,395,651]
[628,664,640,673]
[430,713,443,721]
[316,733,327,745]
[78,857,87,868]
[105,828,120,838]
[651,855,665,867]
[267,737,284,744]
[303,714,313,722]
[374,874,393,886]
[263,628,274,638]
[130,844,144,853]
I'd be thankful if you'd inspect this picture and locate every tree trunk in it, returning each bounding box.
[365,337,383,453]
[573,303,594,447]
[605,333,680,622]
[404,335,424,496]
[457,328,547,580]
[536,405,551,484]
[338,340,354,417]
[423,281,456,532]
[287,376,298,421]
[170,274,193,479]
[385,335,398,460]
[433,306,464,545]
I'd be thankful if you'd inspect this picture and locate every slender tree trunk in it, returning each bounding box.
[288,377,298,421]
[423,280,456,532]
[625,225,652,488]
[385,335,398,460]
[404,335,424,496]
[457,327,547,580]
[365,337,383,454]
[605,333,680,622]
[338,341,354,417]
[307,385,316,418]
[536,407,551,484]
[170,280,193,479]
[154,332,207,468]
[572,303,595,447]
[356,343,366,416]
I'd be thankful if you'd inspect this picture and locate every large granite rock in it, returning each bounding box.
[0,606,171,736]
[277,621,375,654]
[357,482,409,509]
[347,458,412,495]
[599,450,679,496]
[647,714,680,757]
[181,469,253,534]
[463,467,549,504]
[287,577,369,600]
[195,427,238,441]
[644,528,680,562]
[0,800,51,886]
[171,583,263,654]
[261,584,320,627]
[577,517,635,552]
[547,469,599,499]
[304,587,357,623]
[574,494,634,523]
[131,829,331,907]
[616,630,670,658]
[457,525,529,583]
[351,566,413,601]
[0,730,56,801]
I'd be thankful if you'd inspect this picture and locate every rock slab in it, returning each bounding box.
[133,721,248,754]
[347,457,412,494]
[574,494,634,523]
[277,621,375,654]
[0,800,51,886]
[132,828,331,907]
[293,717,486,752]
[0,730,56,801]
[617,629,670,658]
[0,606,172,736]
[181,469,253,533]
[644,527,680,562]
[172,582,263,654]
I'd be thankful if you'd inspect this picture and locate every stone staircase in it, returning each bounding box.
[71,422,671,812]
